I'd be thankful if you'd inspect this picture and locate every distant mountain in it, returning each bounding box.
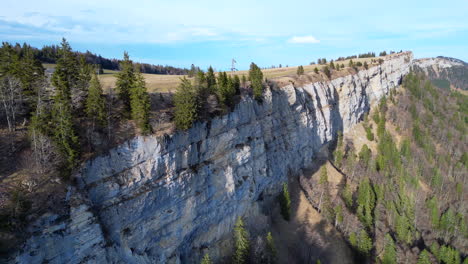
[413,56,468,90]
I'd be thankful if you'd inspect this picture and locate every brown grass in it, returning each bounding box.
[44,54,391,93]
[96,56,386,93]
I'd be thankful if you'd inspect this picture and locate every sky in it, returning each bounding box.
[1,0,467,71]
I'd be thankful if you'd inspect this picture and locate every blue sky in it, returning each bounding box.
[1,0,467,70]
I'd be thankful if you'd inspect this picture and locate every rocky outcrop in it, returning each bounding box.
[11,52,413,264]
[413,56,468,89]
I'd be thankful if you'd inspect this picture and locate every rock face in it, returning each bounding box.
[413,56,468,89]
[11,52,412,264]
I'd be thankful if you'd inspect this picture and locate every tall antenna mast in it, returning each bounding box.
[231,58,237,72]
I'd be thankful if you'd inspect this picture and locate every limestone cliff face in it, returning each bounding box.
[12,52,412,264]
[413,56,468,89]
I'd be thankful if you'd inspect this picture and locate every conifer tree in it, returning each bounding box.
[342,183,353,208]
[116,52,135,115]
[241,75,247,88]
[279,183,291,221]
[357,178,375,228]
[233,217,250,264]
[363,61,369,70]
[297,65,304,76]
[206,66,216,93]
[417,250,431,264]
[86,71,107,128]
[382,234,397,264]
[201,253,212,264]
[426,196,440,228]
[323,66,331,79]
[51,75,79,174]
[249,63,263,100]
[314,67,319,74]
[174,77,198,130]
[233,75,241,94]
[357,230,372,255]
[318,166,329,213]
[330,61,335,70]
[216,72,235,107]
[52,38,79,100]
[50,39,80,174]
[130,70,151,133]
[73,55,91,111]
[265,232,277,264]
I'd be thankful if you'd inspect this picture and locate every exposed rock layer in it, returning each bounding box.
[413,56,468,89]
[13,52,413,264]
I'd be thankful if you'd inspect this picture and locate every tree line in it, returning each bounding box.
[4,42,189,75]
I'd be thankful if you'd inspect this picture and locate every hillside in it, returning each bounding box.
[413,57,468,91]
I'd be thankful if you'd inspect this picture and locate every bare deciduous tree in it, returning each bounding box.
[0,75,22,132]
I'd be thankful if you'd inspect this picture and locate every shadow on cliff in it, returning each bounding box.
[260,84,355,264]
[77,83,352,264]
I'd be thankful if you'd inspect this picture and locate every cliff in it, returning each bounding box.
[12,52,413,264]
[413,56,468,89]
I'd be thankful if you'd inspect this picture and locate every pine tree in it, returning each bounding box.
[241,75,247,88]
[249,63,263,100]
[51,39,80,99]
[363,61,369,70]
[297,65,304,76]
[233,75,241,94]
[73,55,91,111]
[130,70,151,133]
[233,217,250,264]
[342,183,353,208]
[314,67,319,74]
[86,71,107,128]
[50,39,80,174]
[216,72,235,107]
[334,205,343,226]
[174,77,198,130]
[323,66,331,79]
[51,75,79,174]
[357,230,373,255]
[426,196,440,228]
[116,52,135,115]
[382,234,396,264]
[357,178,375,228]
[279,183,291,221]
[417,250,431,264]
[201,253,212,264]
[206,66,216,93]
[318,166,329,213]
[265,232,277,264]
[330,61,335,70]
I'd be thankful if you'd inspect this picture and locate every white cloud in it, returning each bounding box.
[288,35,320,44]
